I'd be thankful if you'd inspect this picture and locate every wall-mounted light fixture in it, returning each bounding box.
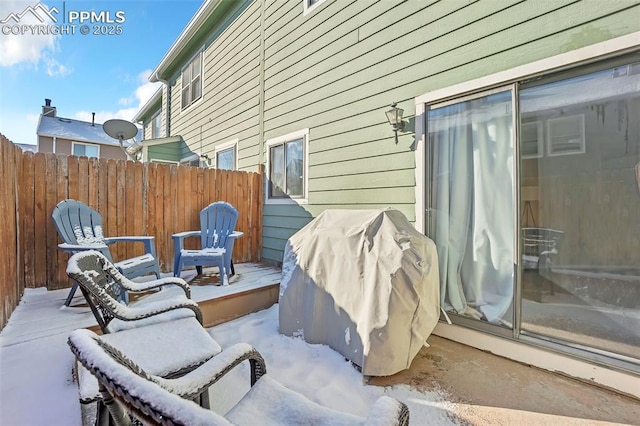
[385,102,405,143]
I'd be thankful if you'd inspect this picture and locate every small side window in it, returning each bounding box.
[213,139,238,170]
[266,129,308,204]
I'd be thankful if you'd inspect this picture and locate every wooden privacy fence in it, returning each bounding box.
[1,135,22,330]
[0,134,263,329]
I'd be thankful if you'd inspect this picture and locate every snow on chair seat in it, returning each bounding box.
[76,316,223,404]
[68,329,410,426]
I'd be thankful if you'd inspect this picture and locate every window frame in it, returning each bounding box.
[213,139,238,170]
[265,128,309,205]
[181,50,203,111]
[72,141,100,158]
[413,32,640,390]
[303,0,328,16]
[150,111,162,139]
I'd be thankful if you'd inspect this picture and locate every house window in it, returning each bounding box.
[214,139,238,170]
[266,129,308,203]
[303,0,328,16]
[72,142,100,158]
[417,47,640,370]
[151,113,161,139]
[181,51,202,110]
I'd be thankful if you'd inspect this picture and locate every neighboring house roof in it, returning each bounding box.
[16,143,37,152]
[133,86,162,123]
[37,115,138,147]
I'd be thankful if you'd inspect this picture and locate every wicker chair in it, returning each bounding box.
[66,250,223,417]
[68,329,410,426]
[66,250,202,333]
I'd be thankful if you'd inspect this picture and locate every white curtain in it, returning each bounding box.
[430,93,515,323]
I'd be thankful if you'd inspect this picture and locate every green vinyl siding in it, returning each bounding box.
[147,141,182,162]
[168,0,262,171]
[157,0,640,264]
[256,0,640,264]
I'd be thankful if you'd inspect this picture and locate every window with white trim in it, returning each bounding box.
[266,129,308,203]
[214,139,238,170]
[303,0,328,16]
[181,51,202,110]
[72,142,99,158]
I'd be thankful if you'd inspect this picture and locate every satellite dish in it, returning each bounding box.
[103,119,138,142]
[103,119,138,158]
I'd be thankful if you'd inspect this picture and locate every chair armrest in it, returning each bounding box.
[116,297,203,325]
[104,236,157,256]
[120,277,191,298]
[172,230,201,239]
[364,396,410,426]
[104,236,154,243]
[58,243,109,253]
[229,231,243,239]
[153,343,266,400]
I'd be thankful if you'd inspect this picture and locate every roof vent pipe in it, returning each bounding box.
[92,112,95,126]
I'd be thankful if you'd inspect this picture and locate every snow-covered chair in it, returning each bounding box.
[172,201,243,285]
[67,250,224,419]
[52,199,161,306]
[66,250,200,334]
[68,328,410,426]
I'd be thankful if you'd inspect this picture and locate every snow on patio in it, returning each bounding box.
[0,286,459,425]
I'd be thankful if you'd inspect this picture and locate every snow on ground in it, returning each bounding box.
[0,288,458,425]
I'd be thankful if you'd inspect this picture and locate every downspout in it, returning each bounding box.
[257,0,266,171]
[52,136,56,154]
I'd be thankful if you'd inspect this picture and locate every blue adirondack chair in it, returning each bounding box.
[172,201,243,285]
[52,199,161,306]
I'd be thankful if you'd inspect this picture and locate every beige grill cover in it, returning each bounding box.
[278,208,440,376]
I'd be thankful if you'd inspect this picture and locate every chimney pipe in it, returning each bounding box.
[92,112,95,126]
[45,98,51,107]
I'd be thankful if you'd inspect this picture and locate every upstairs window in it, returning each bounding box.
[181,51,202,110]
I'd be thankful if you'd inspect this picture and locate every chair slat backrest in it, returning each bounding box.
[200,202,238,250]
[66,251,127,332]
[52,199,107,246]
